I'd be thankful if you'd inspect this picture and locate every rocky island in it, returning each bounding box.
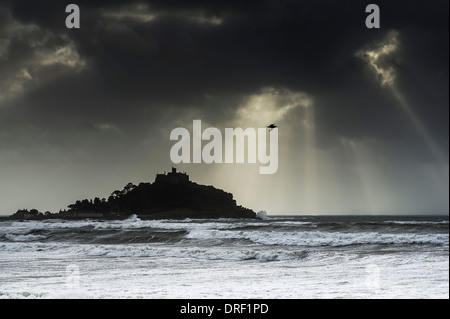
[9,168,256,220]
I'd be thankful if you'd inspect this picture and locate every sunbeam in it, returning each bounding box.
[302,99,320,213]
[358,31,447,165]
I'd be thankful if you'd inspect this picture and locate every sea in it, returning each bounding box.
[0,215,448,299]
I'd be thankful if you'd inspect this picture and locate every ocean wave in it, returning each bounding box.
[5,233,47,242]
[4,216,313,232]
[1,216,447,247]
[84,245,310,262]
[384,220,449,225]
[183,229,449,247]
[0,241,309,262]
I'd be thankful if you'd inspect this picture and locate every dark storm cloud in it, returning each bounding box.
[2,0,447,150]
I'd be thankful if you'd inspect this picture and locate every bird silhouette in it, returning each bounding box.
[267,124,277,131]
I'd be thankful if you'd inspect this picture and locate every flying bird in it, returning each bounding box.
[267,124,277,131]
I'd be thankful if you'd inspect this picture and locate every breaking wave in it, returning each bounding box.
[183,229,448,247]
[0,241,309,262]
[0,215,447,263]
[4,234,48,242]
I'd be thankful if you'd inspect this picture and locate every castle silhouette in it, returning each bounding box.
[155,167,189,184]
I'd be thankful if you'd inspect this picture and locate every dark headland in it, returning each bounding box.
[7,168,256,220]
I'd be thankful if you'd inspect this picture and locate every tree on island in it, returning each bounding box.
[65,170,255,218]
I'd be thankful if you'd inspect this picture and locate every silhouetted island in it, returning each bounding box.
[9,168,256,220]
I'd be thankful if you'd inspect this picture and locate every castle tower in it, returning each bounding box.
[155,168,189,184]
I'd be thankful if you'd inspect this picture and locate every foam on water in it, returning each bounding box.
[0,215,448,298]
[4,234,48,242]
[0,241,309,262]
[184,228,449,247]
[384,220,449,225]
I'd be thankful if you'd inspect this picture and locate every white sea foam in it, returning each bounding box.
[184,229,449,247]
[4,234,47,242]
[0,241,308,262]
[256,211,268,220]
[84,245,309,262]
[0,216,448,299]
[384,220,449,225]
[2,216,314,235]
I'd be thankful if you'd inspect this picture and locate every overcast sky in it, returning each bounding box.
[0,0,448,215]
